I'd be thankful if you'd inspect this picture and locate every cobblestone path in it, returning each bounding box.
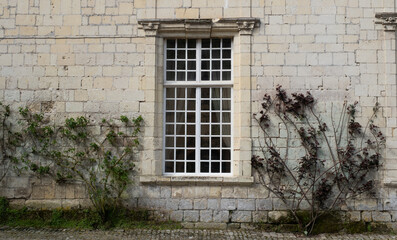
[0,228,396,240]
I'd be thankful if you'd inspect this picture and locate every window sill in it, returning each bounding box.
[139,176,254,186]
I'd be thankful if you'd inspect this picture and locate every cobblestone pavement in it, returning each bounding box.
[0,227,396,240]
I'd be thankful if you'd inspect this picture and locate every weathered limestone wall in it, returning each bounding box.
[0,0,397,228]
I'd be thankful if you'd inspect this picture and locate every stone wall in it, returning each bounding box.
[1,0,397,228]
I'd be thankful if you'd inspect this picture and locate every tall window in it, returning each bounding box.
[163,38,233,175]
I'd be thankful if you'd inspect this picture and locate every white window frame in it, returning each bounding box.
[162,39,234,176]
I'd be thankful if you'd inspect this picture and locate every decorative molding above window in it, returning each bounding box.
[138,18,260,37]
[375,12,397,31]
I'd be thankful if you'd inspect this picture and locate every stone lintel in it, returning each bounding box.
[375,12,397,31]
[138,18,260,37]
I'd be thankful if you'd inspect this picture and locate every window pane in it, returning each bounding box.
[222,112,231,123]
[201,162,209,173]
[187,72,196,81]
[211,100,220,110]
[187,137,195,147]
[212,39,221,48]
[177,88,185,98]
[187,112,195,122]
[166,124,174,134]
[167,50,175,59]
[201,88,210,98]
[222,60,231,69]
[222,71,231,80]
[201,112,210,123]
[187,100,195,110]
[177,39,186,48]
[177,61,186,70]
[176,112,185,122]
[187,125,195,135]
[166,112,174,122]
[222,137,231,147]
[177,72,185,81]
[176,124,185,135]
[201,124,209,135]
[201,137,209,147]
[166,100,174,110]
[201,150,209,160]
[211,150,220,160]
[176,150,184,160]
[211,137,220,147]
[202,39,210,48]
[211,125,220,135]
[222,50,231,58]
[212,50,220,59]
[188,50,196,59]
[165,137,174,147]
[223,39,231,48]
[167,61,175,70]
[176,162,184,172]
[166,88,175,98]
[188,39,196,48]
[212,61,220,69]
[222,162,231,173]
[165,162,174,172]
[167,39,175,48]
[201,100,210,110]
[222,125,231,135]
[166,72,175,81]
[211,88,220,98]
[222,100,231,110]
[202,61,210,70]
[222,150,231,160]
[202,50,210,59]
[176,137,185,147]
[212,71,220,81]
[222,88,231,98]
[177,50,185,59]
[176,100,185,110]
[187,150,195,160]
[211,162,220,173]
[187,61,196,70]
[165,149,174,160]
[186,88,196,98]
[186,162,195,172]
[201,71,210,81]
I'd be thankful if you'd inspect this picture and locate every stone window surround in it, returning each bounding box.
[137,18,260,185]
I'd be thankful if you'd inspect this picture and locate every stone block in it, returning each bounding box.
[195,222,226,229]
[207,199,220,210]
[372,212,392,222]
[179,199,193,210]
[194,199,207,210]
[221,199,236,210]
[213,210,229,223]
[231,211,252,223]
[362,211,372,222]
[347,211,361,222]
[184,210,199,222]
[256,199,272,210]
[253,211,268,223]
[170,210,183,222]
[199,210,213,222]
[237,199,255,211]
[268,211,289,223]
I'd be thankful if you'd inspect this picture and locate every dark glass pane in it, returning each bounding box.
[222,88,231,98]
[222,100,231,110]
[201,88,210,98]
[166,112,174,122]
[177,61,185,70]
[188,39,196,48]
[211,88,220,98]
[167,50,175,59]
[176,162,184,172]
[212,50,220,59]
[202,50,210,59]
[177,39,186,48]
[177,72,185,81]
[211,162,220,173]
[167,39,175,48]
[201,137,209,147]
[223,39,231,48]
[222,137,231,148]
[212,39,221,48]
[201,71,210,81]
[212,112,221,123]
[166,100,174,110]
[211,137,220,147]
[211,125,220,135]
[187,100,195,110]
[211,150,220,160]
[166,61,175,70]
[201,100,210,110]
[176,112,185,122]
[176,137,185,147]
[166,72,175,81]
[201,124,209,135]
[177,50,185,59]
[176,150,184,160]
[166,88,175,98]
[222,162,231,173]
[212,71,220,80]
[176,124,185,135]
[186,162,195,172]
[187,150,195,160]
[200,162,209,173]
[201,150,209,160]
[187,61,196,70]
[201,112,210,123]
[202,39,210,48]
[187,72,196,81]
[187,137,195,147]
[222,149,231,160]
[177,88,185,98]
[165,124,174,134]
[188,50,196,59]
[211,100,220,110]
[176,100,185,110]
[165,149,174,160]
[186,88,196,98]
[222,50,231,58]
[222,71,231,81]
[201,61,210,70]
[165,137,174,147]
[222,112,231,123]
[222,125,231,135]
[165,161,174,172]
[187,112,195,123]
[212,61,220,69]
[187,125,195,135]
[222,60,231,69]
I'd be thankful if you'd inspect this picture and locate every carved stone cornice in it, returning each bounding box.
[138,18,260,38]
[375,12,397,31]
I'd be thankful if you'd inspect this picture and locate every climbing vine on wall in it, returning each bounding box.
[252,86,384,235]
